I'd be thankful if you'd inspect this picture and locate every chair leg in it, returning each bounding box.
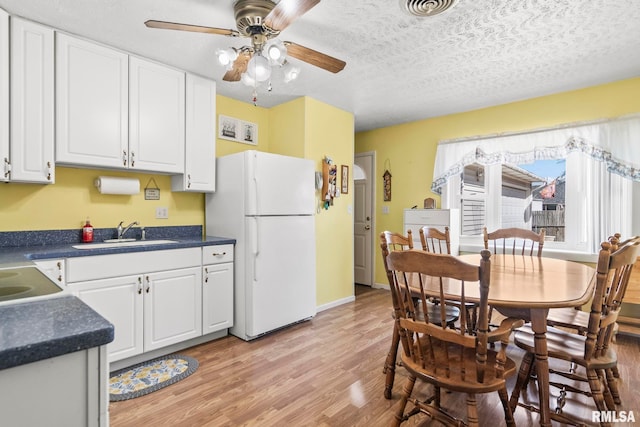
[383,322,400,399]
[605,367,621,405]
[587,369,611,427]
[393,375,416,427]
[599,369,617,411]
[466,393,479,427]
[612,365,620,378]
[498,386,516,427]
[509,351,535,414]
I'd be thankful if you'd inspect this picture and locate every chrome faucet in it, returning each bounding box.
[117,221,139,240]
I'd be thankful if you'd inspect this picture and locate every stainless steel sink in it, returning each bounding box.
[72,239,177,249]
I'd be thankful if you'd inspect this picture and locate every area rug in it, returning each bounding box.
[109,354,199,401]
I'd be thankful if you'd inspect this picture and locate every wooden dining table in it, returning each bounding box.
[407,253,596,427]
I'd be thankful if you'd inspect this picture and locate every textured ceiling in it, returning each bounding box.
[1,0,639,132]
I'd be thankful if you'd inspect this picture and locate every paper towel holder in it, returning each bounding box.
[94,176,140,195]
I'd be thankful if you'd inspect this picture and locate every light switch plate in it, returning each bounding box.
[382,206,389,214]
[155,207,168,219]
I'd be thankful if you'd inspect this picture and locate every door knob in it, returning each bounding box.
[364,225,371,230]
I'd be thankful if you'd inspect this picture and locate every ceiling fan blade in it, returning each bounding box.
[223,51,252,82]
[264,0,320,32]
[144,20,240,37]
[284,41,346,74]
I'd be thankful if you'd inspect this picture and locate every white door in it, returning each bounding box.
[129,57,185,173]
[144,267,202,351]
[245,151,315,216]
[245,215,316,337]
[10,17,54,183]
[0,9,8,182]
[55,33,128,168]
[354,152,374,286]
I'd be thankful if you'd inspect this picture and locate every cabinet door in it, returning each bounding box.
[70,275,144,362]
[144,267,202,351]
[202,262,233,334]
[129,57,185,173]
[10,17,54,183]
[0,9,8,182]
[56,34,128,168]
[172,74,216,192]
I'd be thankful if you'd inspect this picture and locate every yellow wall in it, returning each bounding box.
[355,77,640,286]
[0,93,355,308]
[303,97,355,306]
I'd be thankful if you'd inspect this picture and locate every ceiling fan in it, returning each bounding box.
[145,0,346,85]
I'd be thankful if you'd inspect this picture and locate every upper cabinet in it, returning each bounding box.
[129,57,185,174]
[172,74,216,192]
[1,9,8,182]
[9,17,54,183]
[56,34,128,168]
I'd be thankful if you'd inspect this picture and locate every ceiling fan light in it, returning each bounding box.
[265,39,287,65]
[247,54,272,82]
[283,62,300,83]
[240,72,257,87]
[216,47,238,68]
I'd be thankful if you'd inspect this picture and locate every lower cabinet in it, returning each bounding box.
[202,244,234,334]
[67,248,204,363]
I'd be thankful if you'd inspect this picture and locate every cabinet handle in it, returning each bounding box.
[187,174,191,189]
[137,276,143,294]
[130,151,135,167]
[212,252,227,257]
[123,150,127,167]
[204,267,208,283]
[56,261,63,282]
[4,157,11,179]
[46,161,52,181]
[145,275,150,293]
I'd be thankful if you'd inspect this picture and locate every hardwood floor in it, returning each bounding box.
[109,285,640,426]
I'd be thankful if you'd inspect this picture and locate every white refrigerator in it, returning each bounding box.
[205,150,316,341]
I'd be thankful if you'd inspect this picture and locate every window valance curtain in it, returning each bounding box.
[431,115,640,193]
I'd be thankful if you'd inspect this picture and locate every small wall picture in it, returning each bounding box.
[341,165,349,194]
[241,121,258,145]
[218,115,239,141]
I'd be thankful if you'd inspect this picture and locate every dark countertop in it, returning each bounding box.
[0,296,114,370]
[0,227,235,370]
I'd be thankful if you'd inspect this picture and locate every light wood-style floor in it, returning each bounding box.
[109,285,640,426]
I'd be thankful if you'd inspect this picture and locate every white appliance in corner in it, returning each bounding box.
[205,150,316,341]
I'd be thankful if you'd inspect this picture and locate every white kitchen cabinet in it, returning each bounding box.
[202,245,234,334]
[172,74,216,192]
[66,248,202,363]
[129,57,185,173]
[0,345,108,427]
[55,33,128,169]
[8,17,54,183]
[403,209,461,255]
[0,8,8,182]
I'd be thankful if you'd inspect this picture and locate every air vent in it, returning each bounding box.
[400,0,457,17]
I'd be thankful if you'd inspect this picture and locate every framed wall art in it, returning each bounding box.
[218,115,258,145]
[341,165,349,194]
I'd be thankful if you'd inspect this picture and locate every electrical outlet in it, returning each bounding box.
[155,206,168,219]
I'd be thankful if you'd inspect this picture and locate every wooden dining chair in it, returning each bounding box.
[380,231,460,399]
[483,227,545,327]
[509,239,640,426]
[386,249,524,426]
[545,234,640,404]
[483,226,545,256]
[420,226,479,333]
[419,226,451,254]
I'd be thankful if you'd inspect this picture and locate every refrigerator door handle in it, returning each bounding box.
[251,151,260,216]
[252,217,259,281]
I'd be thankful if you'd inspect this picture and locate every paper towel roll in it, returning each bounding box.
[94,176,140,195]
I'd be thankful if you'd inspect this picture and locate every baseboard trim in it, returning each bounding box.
[316,295,355,313]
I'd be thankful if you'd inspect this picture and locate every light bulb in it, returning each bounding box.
[265,40,287,65]
[247,54,272,82]
[216,48,237,69]
[283,62,300,83]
